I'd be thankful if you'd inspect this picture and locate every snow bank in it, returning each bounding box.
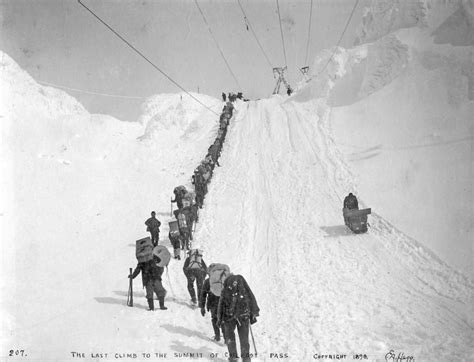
[431,1,474,46]
[196,97,472,360]
[0,52,87,120]
[299,1,474,273]
[354,0,426,45]
[0,51,222,358]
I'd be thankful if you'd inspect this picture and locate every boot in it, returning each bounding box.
[147,298,154,311]
[159,297,167,310]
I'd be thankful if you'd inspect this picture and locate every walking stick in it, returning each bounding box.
[127,267,133,307]
[170,198,173,217]
[249,323,257,356]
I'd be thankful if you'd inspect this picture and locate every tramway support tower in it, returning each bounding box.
[272,66,291,95]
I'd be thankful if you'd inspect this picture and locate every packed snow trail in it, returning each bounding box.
[195,97,472,360]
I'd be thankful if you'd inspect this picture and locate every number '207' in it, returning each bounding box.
[9,350,26,357]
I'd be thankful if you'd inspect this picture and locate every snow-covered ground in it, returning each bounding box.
[1,0,473,361]
[327,0,473,275]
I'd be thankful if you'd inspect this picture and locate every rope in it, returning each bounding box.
[314,0,360,79]
[276,0,287,68]
[77,0,218,116]
[38,80,146,99]
[304,0,314,66]
[166,266,175,297]
[236,0,273,69]
[194,0,242,89]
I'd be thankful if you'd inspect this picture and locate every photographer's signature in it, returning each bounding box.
[385,350,415,362]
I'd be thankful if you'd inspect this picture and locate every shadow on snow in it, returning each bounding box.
[94,296,148,310]
[319,225,353,238]
[161,324,211,343]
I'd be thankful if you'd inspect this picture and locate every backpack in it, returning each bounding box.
[136,236,153,263]
[187,249,204,270]
[208,263,230,296]
[169,220,180,238]
[153,245,171,267]
[182,199,191,208]
[177,212,188,230]
[186,191,195,202]
[221,274,254,319]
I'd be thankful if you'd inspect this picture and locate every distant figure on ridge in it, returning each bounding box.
[145,211,161,247]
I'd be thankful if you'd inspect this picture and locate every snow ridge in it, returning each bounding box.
[0,51,87,120]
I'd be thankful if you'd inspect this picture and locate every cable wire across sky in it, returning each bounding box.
[304,0,314,66]
[38,80,146,100]
[194,0,242,89]
[276,0,288,68]
[236,0,273,69]
[77,0,218,116]
[314,0,360,79]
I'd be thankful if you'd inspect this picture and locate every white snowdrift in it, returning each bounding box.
[195,97,472,360]
[0,51,223,359]
[298,0,473,274]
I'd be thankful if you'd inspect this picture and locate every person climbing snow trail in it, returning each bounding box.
[183,249,207,306]
[145,211,161,246]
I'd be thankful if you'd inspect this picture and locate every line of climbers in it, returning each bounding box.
[183,250,259,362]
[167,99,235,259]
[222,91,247,102]
[129,97,260,361]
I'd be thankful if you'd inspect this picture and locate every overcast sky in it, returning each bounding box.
[1,0,368,121]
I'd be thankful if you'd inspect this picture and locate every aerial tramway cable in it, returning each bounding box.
[194,0,242,89]
[236,0,273,69]
[38,80,145,100]
[314,0,360,79]
[76,0,218,116]
[304,0,314,67]
[275,0,288,68]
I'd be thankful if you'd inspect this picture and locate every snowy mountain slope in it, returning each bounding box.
[0,52,224,359]
[297,0,473,274]
[1,0,473,360]
[194,98,472,360]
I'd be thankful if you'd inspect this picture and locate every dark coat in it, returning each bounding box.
[171,192,184,209]
[200,278,220,311]
[343,193,359,210]
[131,259,164,287]
[181,206,195,224]
[217,274,259,323]
[145,217,161,232]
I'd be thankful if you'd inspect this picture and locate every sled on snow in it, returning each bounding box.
[343,208,371,234]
